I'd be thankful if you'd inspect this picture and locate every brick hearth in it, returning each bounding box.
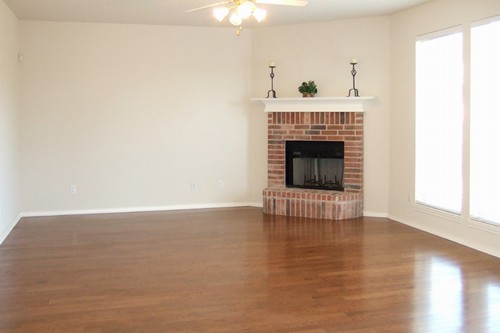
[263,111,364,220]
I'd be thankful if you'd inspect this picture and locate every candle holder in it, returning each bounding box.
[347,59,359,97]
[266,64,277,99]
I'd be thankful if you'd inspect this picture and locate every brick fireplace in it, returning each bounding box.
[263,111,364,220]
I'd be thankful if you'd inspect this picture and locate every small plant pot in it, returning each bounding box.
[298,81,318,98]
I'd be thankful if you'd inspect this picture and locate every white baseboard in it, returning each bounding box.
[389,214,500,259]
[0,213,22,245]
[363,211,389,218]
[20,202,262,218]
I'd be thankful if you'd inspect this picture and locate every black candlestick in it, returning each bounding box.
[267,65,277,99]
[347,61,359,97]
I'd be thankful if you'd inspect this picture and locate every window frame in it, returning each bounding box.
[469,15,500,228]
[414,26,465,216]
[412,19,500,235]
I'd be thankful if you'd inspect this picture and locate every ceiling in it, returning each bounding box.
[4,0,430,28]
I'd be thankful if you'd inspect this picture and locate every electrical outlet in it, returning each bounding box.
[0,206,2,215]
[191,182,197,191]
[408,193,413,203]
[218,180,224,189]
[70,185,77,194]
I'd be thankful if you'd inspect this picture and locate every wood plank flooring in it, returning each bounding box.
[0,207,499,332]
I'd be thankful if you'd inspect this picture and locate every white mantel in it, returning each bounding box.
[251,97,374,112]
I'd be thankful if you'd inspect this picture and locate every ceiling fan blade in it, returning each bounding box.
[185,1,231,13]
[255,0,308,6]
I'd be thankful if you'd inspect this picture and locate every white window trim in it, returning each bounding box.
[471,14,500,28]
[416,25,463,42]
[415,25,465,215]
[412,19,500,236]
[468,14,500,231]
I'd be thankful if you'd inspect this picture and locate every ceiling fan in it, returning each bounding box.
[186,0,308,35]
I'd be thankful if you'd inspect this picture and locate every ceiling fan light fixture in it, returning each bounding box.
[252,7,267,22]
[213,7,230,22]
[229,12,243,26]
[187,0,308,35]
[236,2,253,19]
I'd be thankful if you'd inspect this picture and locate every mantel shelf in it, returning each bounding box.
[251,96,374,112]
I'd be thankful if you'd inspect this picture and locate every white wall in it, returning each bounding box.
[250,17,392,216]
[19,22,254,214]
[0,0,20,243]
[19,17,392,217]
[389,0,500,257]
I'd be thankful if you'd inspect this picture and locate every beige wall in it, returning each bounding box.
[19,22,253,213]
[0,0,20,243]
[389,0,500,257]
[250,17,392,216]
[19,17,392,217]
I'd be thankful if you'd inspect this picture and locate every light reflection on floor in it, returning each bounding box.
[414,256,464,332]
[429,257,463,330]
[413,255,500,332]
[487,284,500,331]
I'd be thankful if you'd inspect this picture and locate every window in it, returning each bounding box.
[470,17,500,225]
[415,29,464,214]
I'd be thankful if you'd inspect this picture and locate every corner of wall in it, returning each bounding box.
[0,0,21,246]
[0,214,22,245]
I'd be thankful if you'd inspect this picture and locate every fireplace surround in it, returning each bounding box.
[262,110,364,220]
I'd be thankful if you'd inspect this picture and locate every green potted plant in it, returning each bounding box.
[298,80,318,97]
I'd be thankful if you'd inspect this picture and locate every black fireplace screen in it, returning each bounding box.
[285,141,344,191]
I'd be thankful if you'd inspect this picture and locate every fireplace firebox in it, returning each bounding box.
[285,141,344,191]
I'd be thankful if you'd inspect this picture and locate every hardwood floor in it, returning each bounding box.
[0,207,499,332]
